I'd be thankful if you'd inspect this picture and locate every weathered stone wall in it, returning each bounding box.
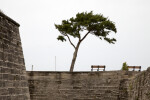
[126,67,150,100]
[0,12,30,100]
[1,11,150,100]
[27,71,139,100]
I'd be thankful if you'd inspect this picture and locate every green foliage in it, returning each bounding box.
[57,35,66,42]
[55,11,117,44]
[55,11,117,72]
[121,62,128,71]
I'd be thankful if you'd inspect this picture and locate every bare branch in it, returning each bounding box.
[80,31,90,42]
[66,34,76,49]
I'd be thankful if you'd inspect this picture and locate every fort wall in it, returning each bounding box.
[1,11,150,100]
[27,71,139,100]
[0,12,30,100]
[126,67,150,100]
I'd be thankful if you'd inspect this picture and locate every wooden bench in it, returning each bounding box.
[128,66,141,71]
[91,65,105,71]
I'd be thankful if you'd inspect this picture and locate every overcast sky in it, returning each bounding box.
[0,0,150,71]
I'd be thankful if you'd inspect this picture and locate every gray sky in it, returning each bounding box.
[0,0,150,71]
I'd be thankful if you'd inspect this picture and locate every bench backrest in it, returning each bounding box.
[128,66,141,71]
[91,65,105,68]
[91,65,105,71]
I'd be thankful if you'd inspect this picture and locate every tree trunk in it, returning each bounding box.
[70,42,80,72]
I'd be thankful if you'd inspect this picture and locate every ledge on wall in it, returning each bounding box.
[0,10,20,27]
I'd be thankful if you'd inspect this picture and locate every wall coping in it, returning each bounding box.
[27,71,141,73]
[0,11,20,27]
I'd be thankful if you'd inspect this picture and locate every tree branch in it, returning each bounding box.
[80,31,90,42]
[66,34,76,49]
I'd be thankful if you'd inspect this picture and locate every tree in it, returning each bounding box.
[55,11,117,72]
[121,62,128,71]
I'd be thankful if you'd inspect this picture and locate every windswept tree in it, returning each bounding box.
[55,11,117,72]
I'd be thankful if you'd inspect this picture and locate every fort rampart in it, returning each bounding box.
[27,71,139,100]
[1,12,150,100]
[0,12,30,100]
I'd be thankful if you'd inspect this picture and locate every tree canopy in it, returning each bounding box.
[55,11,117,72]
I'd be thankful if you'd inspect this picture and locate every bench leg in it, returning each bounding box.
[97,68,99,71]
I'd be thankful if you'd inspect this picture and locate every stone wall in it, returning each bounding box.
[27,71,139,100]
[1,11,150,100]
[0,12,30,100]
[126,67,150,100]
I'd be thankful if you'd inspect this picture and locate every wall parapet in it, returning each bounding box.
[27,71,139,100]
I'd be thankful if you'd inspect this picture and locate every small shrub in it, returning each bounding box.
[121,62,128,71]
